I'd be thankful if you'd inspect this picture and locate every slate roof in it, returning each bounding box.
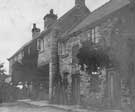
[55,5,90,35]
[39,5,90,38]
[70,0,130,34]
[8,40,33,60]
[8,4,90,60]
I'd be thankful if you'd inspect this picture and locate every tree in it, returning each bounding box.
[0,63,7,83]
[0,62,8,102]
[0,62,17,103]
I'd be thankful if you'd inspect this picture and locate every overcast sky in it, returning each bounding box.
[0,0,109,73]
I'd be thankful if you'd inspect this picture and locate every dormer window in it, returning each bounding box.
[37,39,44,52]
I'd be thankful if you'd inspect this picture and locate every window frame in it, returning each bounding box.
[37,39,41,51]
[28,46,31,55]
[87,26,101,44]
[40,39,44,52]
[37,38,45,52]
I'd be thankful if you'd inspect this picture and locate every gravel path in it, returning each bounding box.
[0,102,67,112]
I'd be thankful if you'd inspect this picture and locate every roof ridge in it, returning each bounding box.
[8,5,90,60]
[70,0,130,34]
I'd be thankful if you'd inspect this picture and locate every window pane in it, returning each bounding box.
[37,39,41,50]
[39,39,44,52]
[87,30,92,41]
[92,28,95,43]
[58,43,61,55]
[62,43,66,55]
[95,26,101,43]
[28,47,31,55]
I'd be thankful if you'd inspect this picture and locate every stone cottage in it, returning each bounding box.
[8,0,90,101]
[58,0,135,109]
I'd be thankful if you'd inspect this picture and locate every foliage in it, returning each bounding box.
[12,62,41,85]
[77,41,111,74]
[0,63,6,75]
[0,63,7,83]
[77,41,111,93]
[0,62,17,103]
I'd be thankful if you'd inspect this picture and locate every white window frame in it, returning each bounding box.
[37,39,41,51]
[37,38,45,52]
[40,39,44,52]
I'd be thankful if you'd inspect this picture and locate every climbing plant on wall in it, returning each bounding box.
[77,41,111,73]
[77,41,112,92]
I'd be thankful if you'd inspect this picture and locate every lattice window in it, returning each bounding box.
[87,26,101,44]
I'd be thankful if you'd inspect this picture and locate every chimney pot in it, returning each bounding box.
[43,9,57,30]
[33,23,36,28]
[50,9,54,14]
[32,23,40,39]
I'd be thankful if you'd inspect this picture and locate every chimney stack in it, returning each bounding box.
[43,9,57,30]
[32,23,40,39]
[75,0,85,6]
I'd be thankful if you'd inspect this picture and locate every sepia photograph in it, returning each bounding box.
[0,0,135,112]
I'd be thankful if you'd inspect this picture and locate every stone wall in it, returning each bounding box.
[58,6,135,107]
[38,34,51,67]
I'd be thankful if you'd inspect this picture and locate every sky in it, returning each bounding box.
[0,0,109,73]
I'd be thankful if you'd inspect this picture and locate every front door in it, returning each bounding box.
[106,68,121,107]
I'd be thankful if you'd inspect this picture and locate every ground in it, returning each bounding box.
[0,101,125,112]
[0,102,67,112]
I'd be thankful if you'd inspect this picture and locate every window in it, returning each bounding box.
[59,42,69,58]
[14,56,17,62]
[40,39,44,52]
[92,28,95,43]
[37,39,41,51]
[62,43,66,55]
[72,44,79,64]
[87,26,101,44]
[22,51,24,57]
[95,26,100,43]
[58,42,62,55]
[37,39,44,52]
[87,30,92,41]
[28,46,31,55]
[61,43,69,56]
